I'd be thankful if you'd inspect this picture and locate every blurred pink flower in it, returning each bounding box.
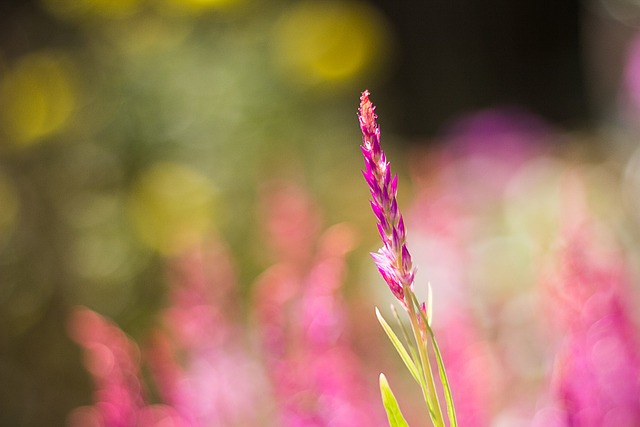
[255,181,384,427]
[540,179,640,427]
[406,179,500,427]
[67,307,145,427]
[146,240,269,427]
[258,180,322,265]
[67,307,185,427]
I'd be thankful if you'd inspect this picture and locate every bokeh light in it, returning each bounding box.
[127,162,216,255]
[0,51,77,146]
[271,0,392,88]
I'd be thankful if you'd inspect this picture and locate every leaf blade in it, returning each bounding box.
[390,304,420,367]
[379,373,411,427]
[376,307,421,384]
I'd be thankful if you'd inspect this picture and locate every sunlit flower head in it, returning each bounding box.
[358,90,415,304]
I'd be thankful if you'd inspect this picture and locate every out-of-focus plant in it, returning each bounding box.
[66,307,186,427]
[146,239,269,427]
[0,1,395,421]
[537,176,640,426]
[254,181,384,427]
[357,91,457,427]
[67,238,273,427]
[67,179,385,427]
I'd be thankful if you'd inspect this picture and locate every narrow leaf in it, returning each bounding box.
[389,303,440,421]
[379,373,410,427]
[390,304,421,371]
[376,307,421,384]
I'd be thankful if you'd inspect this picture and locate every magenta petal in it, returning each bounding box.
[397,216,405,237]
[362,171,377,192]
[401,245,412,272]
[390,199,398,220]
[383,165,391,188]
[392,228,401,250]
[390,175,398,197]
[377,266,403,301]
[377,223,388,243]
[370,201,385,224]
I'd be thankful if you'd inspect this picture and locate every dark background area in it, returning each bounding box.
[1,0,591,138]
[369,0,590,137]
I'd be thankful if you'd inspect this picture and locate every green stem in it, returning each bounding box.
[411,293,458,427]
[405,288,445,427]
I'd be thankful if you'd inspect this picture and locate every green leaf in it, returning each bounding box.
[376,307,421,384]
[390,304,420,366]
[379,373,410,427]
[387,305,440,424]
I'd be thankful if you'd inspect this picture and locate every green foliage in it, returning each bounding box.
[377,288,458,427]
[379,373,410,427]
[411,292,457,427]
[376,307,421,384]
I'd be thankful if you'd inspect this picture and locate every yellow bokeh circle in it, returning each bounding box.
[0,52,76,146]
[272,0,391,86]
[127,162,216,255]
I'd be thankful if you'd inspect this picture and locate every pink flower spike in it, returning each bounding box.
[359,90,415,305]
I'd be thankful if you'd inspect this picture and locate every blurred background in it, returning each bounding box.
[3,0,640,426]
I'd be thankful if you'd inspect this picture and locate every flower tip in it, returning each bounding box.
[359,90,373,114]
[358,90,378,137]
